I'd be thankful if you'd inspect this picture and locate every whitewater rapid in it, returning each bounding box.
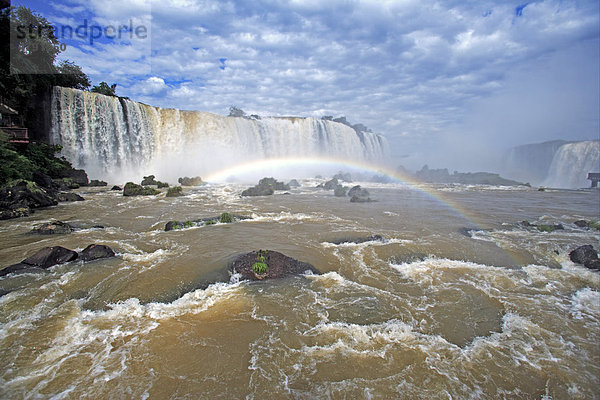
[50,87,388,182]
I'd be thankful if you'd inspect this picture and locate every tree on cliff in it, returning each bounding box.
[229,106,246,117]
[0,5,90,113]
[91,82,117,97]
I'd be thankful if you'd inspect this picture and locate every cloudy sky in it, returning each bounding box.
[18,0,600,170]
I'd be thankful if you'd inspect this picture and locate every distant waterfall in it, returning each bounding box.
[51,87,388,181]
[543,141,600,189]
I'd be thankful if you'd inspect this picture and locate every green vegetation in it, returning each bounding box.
[589,221,600,231]
[205,220,216,225]
[91,82,118,97]
[0,131,72,186]
[252,251,269,275]
[219,212,233,223]
[123,182,160,196]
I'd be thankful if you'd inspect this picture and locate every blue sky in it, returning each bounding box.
[16,0,600,170]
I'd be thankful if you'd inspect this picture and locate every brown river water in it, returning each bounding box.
[0,180,599,399]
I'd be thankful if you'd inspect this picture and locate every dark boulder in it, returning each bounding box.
[111,185,122,191]
[57,192,85,202]
[141,175,159,185]
[230,250,320,281]
[33,171,53,189]
[157,181,169,188]
[287,179,301,187]
[333,172,352,182]
[53,178,79,190]
[21,246,78,269]
[123,182,159,196]
[178,176,204,186]
[89,180,107,187]
[322,178,339,190]
[347,185,362,197]
[165,214,251,231]
[0,208,31,220]
[569,245,599,270]
[242,177,289,196]
[574,220,589,228]
[0,180,57,213]
[60,168,89,186]
[0,289,9,297]
[31,221,73,235]
[79,244,116,261]
[536,224,564,233]
[349,187,373,203]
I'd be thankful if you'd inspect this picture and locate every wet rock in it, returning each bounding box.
[334,185,347,197]
[333,172,352,182]
[111,185,122,191]
[141,175,158,185]
[0,289,9,297]
[0,208,31,220]
[0,180,57,217]
[347,185,363,197]
[287,179,300,187]
[458,227,482,237]
[178,176,203,186]
[88,180,107,187]
[574,220,589,228]
[60,168,89,186]
[230,250,320,281]
[31,221,73,235]
[79,244,116,261]
[165,214,251,231]
[242,177,288,196]
[21,246,78,269]
[32,171,53,189]
[329,235,385,245]
[321,178,339,190]
[123,182,159,196]
[350,187,373,203]
[157,181,169,188]
[0,263,36,277]
[53,178,79,190]
[569,245,599,270]
[166,186,183,197]
[57,192,84,202]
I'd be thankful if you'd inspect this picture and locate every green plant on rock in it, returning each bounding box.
[252,251,268,275]
[219,212,233,223]
[166,186,183,197]
[205,220,217,225]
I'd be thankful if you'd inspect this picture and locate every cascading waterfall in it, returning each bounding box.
[51,87,389,181]
[543,141,600,189]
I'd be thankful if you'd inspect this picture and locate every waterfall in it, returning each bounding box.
[543,141,600,189]
[51,87,389,181]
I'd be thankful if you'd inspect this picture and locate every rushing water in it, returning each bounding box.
[0,181,599,399]
[50,87,388,183]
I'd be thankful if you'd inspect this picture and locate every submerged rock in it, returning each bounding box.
[230,250,320,281]
[0,208,31,220]
[31,221,73,235]
[123,182,160,196]
[328,235,385,245]
[535,224,564,233]
[178,176,204,186]
[569,245,599,270]
[79,244,116,261]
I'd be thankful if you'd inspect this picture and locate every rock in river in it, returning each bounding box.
[230,250,320,281]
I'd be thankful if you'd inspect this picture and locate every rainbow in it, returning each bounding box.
[204,156,525,265]
[205,156,483,228]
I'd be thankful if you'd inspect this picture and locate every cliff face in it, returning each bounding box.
[503,140,600,188]
[502,140,570,185]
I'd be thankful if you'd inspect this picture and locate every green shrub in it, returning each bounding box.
[219,212,233,223]
[252,251,268,274]
[205,220,217,225]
